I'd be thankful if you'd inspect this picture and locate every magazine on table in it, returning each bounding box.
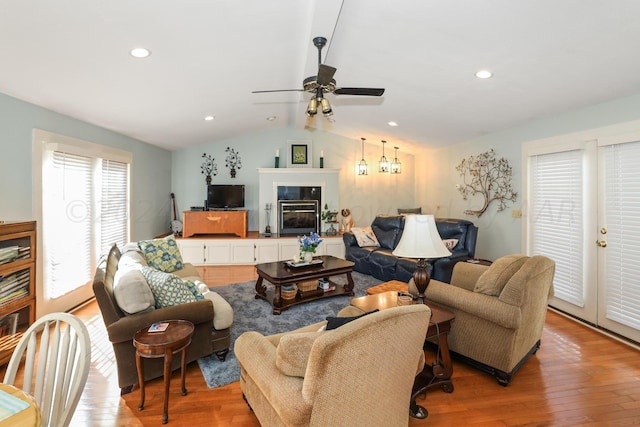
[148,322,169,333]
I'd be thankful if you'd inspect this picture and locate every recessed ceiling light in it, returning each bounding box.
[266,116,277,121]
[130,48,151,58]
[204,115,215,121]
[475,70,493,79]
[388,121,398,127]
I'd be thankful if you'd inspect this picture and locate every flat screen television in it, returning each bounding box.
[207,185,245,209]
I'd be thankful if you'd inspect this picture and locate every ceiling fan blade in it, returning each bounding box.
[252,89,305,93]
[317,64,337,86]
[334,87,385,96]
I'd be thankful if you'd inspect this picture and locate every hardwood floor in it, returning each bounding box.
[40,266,640,426]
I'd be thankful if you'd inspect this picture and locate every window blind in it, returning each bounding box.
[603,141,640,329]
[45,151,94,299]
[530,150,584,307]
[100,159,128,254]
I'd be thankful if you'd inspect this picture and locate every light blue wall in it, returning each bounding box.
[0,93,172,241]
[171,126,416,231]
[419,92,640,261]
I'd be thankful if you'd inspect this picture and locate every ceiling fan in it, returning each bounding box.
[252,36,385,117]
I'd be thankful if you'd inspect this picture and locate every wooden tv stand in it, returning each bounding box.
[182,210,248,238]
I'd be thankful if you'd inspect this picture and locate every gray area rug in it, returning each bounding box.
[197,271,382,388]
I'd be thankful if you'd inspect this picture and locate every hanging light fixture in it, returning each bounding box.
[305,96,318,117]
[358,137,368,176]
[390,146,402,174]
[378,140,390,173]
[320,97,333,117]
[307,87,333,118]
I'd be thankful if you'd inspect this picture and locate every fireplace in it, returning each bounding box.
[276,185,321,236]
[257,168,339,236]
[278,200,319,235]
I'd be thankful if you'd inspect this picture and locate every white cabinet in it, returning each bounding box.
[322,237,346,259]
[177,239,206,264]
[278,239,301,261]
[230,241,256,264]
[204,241,231,264]
[255,240,279,264]
[177,235,345,266]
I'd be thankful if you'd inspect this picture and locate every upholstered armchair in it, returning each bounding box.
[423,254,555,385]
[235,305,431,427]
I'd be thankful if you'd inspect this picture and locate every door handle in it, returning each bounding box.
[596,240,607,247]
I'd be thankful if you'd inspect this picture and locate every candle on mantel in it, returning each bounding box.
[276,149,280,157]
[320,150,324,157]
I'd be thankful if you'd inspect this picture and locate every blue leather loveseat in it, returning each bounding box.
[343,215,478,283]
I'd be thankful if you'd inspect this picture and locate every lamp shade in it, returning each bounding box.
[392,215,451,259]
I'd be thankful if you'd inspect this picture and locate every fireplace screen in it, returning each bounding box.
[279,200,319,236]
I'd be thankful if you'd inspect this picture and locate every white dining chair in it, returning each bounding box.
[3,312,91,427]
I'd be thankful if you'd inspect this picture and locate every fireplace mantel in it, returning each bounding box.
[257,168,340,234]
[256,168,340,174]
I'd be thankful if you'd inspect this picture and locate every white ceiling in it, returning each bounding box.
[2,0,640,151]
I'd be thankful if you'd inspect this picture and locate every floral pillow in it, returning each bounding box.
[351,226,381,248]
[442,239,459,250]
[138,235,184,273]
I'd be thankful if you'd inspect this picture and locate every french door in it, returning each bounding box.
[525,130,640,343]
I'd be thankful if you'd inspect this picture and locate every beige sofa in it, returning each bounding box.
[92,242,233,394]
[423,254,555,385]
[235,304,431,427]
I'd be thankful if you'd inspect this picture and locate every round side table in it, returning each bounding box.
[134,319,194,424]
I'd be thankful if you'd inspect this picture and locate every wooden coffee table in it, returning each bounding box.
[255,255,355,314]
[350,291,455,420]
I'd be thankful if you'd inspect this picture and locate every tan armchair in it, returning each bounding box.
[235,304,431,427]
[423,254,555,385]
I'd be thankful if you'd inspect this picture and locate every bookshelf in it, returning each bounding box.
[0,221,36,365]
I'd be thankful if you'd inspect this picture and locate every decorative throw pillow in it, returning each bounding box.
[473,255,529,296]
[138,235,184,273]
[183,279,204,301]
[325,309,379,330]
[113,268,155,315]
[276,331,324,377]
[140,267,197,308]
[351,226,381,248]
[397,207,422,214]
[442,239,459,250]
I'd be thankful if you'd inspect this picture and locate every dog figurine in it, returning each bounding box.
[341,209,354,233]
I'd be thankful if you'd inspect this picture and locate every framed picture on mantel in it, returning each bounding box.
[287,140,312,168]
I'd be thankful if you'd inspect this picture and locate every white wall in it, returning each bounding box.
[0,93,172,241]
[418,92,640,261]
[171,126,416,231]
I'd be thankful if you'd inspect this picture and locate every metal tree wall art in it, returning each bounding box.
[225,147,242,178]
[201,153,217,184]
[455,149,517,217]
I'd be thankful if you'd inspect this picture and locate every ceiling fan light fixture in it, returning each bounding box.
[379,140,389,173]
[306,97,318,117]
[320,97,333,116]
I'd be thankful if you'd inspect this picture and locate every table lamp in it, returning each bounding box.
[392,215,451,302]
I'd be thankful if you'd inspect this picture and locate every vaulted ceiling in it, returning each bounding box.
[2,0,640,151]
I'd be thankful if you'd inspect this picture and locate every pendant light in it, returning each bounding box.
[378,140,390,173]
[358,137,368,176]
[390,146,402,174]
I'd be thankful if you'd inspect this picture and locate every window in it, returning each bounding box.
[529,149,585,307]
[35,129,131,307]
